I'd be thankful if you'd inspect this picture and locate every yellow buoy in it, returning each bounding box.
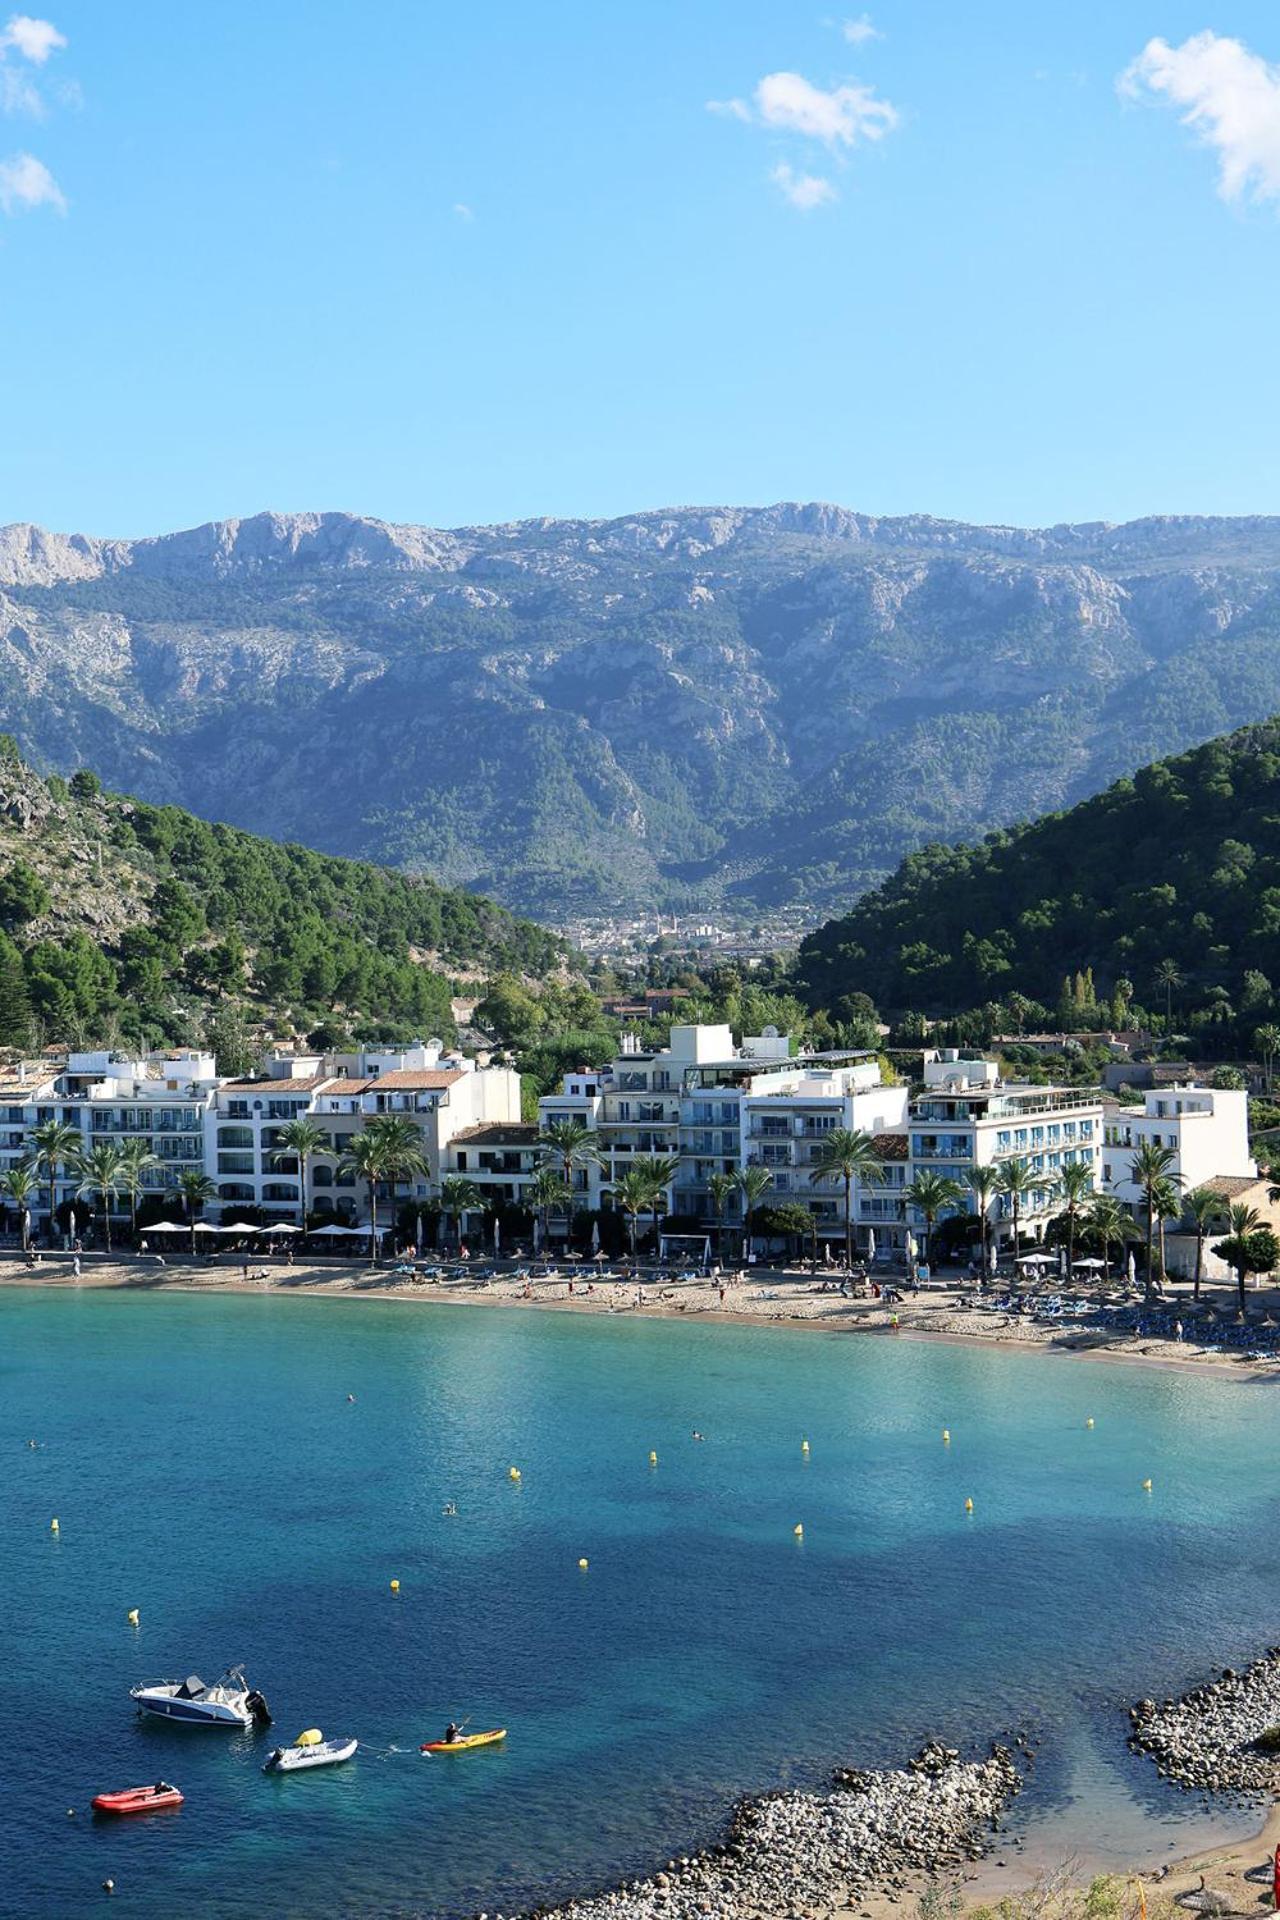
[801,1439,810,1453]
[126,1608,139,1627]
[648,1451,658,1466]
[1142,1478,1152,1492]
[942,1428,951,1443]
[390,1578,400,1592]
[964,1497,974,1512]
[578,1557,589,1570]
[49,1517,59,1533]
[508,1466,521,1481]
[1086,1417,1095,1429]
[793,1522,804,1537]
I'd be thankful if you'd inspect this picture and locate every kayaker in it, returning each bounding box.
[443,1722,460,1744]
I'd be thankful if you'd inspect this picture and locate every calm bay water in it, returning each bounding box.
[4,1287,1280,1919]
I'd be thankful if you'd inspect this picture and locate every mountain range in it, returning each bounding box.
[9,503,1280,920]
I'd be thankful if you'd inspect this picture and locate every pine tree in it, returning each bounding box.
[0,938,33,1046]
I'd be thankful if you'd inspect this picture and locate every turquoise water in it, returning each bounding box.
[4,1290,1280,1920]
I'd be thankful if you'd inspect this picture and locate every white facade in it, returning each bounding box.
[1101,1086,1255,1210]
[539,1024,908,1241]
[907,1052,1103,1249]
[214,1040,522,1222]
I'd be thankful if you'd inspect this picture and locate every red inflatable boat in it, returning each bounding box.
[92,1783,184,1814]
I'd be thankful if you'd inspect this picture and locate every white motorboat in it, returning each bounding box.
[263,1729,358,1772]
[131,1664,272,1728]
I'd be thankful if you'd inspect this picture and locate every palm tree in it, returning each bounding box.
[902,1169,967,1266]
[995,1157,1038,1259]
[1183,1186,1223,1303]
[536,1118,604,1239]
[338,1134,388,1264]
[528,1164,571,1252]
[1085,1193,1128,1282]
[807,1128,884,1272]
[1055,1159,1095,1276]
[632,1153,680,1254]
[1,1160,38,1248]
[1257,1024,1280,1093]
[706,1170,737,1267]
[734,1164,773,1261]
[1151,1175,1181,1286]
[116,1138,160,1245]
[612,1167,655,1265]
[1215,1202,1266,1317]
[271,1118,330,1227]
[29,1118,81,1246]
[73,1140,126,1253]
[176,1169,216,1258]
[967,1164,1000,1280]
[1130,1141,1180,1300]
[1154,958,1183,1029]
[363,1114,430,1242]
[438,1174,483,1250]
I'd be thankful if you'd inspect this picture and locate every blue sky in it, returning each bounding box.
[3,1,1280,536]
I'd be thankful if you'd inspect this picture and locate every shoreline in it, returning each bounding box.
[9,1258,1280,1917]
[2,1255,1271,1385]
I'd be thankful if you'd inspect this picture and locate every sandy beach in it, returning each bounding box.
[6,1248,1278,1383]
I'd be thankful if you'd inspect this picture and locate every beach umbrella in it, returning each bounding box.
[310,1222,362,1237]
[905,1230,916,1264]
[1073,1257,1105,1271]
[144,1221,188,1234]
[494,1214,501,1255]
[590,1217,600,1254]
[261,1222,303,1235]
[532,1215,541,1254]
[416,1212,425,1250]
[866,1229,876,1263]
[1127,1250,1137,1286]
[987,1240,998,1274]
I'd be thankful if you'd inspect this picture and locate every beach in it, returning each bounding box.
[7,1248,1278,1381]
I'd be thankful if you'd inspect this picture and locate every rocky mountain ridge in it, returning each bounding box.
[6,503,1280,917]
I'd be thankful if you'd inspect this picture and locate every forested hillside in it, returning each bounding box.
[0,742,566,1054]
[12,505,1280,917]
[796,719,1280,1041]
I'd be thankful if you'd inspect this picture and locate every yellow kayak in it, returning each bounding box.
[420,1728,506,1754]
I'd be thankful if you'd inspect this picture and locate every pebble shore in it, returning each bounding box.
[494,1740,1024,1920]
[1129,1648,1280,1794]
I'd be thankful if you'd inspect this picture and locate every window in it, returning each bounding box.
[455,1151,468,1170]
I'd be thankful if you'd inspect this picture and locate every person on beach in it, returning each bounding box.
[72,1254,80,1278]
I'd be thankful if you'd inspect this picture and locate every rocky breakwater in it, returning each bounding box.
[1130,1648,1280,1793]
[502,1739,1023,1920]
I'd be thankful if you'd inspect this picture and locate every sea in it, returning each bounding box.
[4,1285,1279,1919]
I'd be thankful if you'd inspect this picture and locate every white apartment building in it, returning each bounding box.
[538,1024,909,1245]
[32,1050,220,1229]
[213,1041,522,1223]
[907,1051,1103,1251]
[1101,1085,1255,1211]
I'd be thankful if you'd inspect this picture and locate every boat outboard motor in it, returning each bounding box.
[246,1689,273,1726]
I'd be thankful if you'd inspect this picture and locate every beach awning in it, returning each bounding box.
[1017,1253,1055,1267]
[309,1223,364,1236]
[1073,1257,1106,1270]
[259,1223,303,1234]
[143,1220,188,1234]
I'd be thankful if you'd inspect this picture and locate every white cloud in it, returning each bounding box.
[1,59,41,114]
[842,15,881,46]
[754,70,897,147]
[0,148,64,212]
[1122,30,1280,203]
[771,162,837,210]
[706,96,751,121]
[3,13,65,62]
[453,201,474,220]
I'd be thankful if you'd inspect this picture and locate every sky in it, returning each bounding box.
[3,1,1280,537]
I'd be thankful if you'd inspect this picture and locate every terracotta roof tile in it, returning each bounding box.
[871,1132,909,1158]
